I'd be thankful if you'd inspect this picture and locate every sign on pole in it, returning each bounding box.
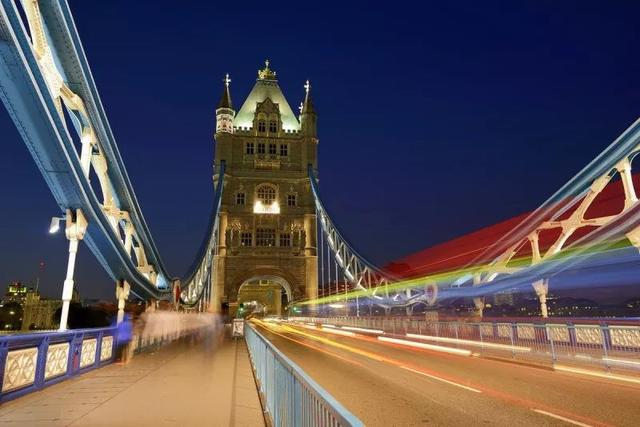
[232,319,245,337]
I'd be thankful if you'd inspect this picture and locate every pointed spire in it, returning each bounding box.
[217,73,233,109]
[301,79,315,114]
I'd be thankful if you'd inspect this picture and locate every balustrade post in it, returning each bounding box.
[601,324,611,372]
[0,340,8,392]
[34,336,49,388]
[548,328,557,367]
[509,324,516,359]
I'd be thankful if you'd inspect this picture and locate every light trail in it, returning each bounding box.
[601,356,640,367]
[555,365,640,385]
[406,333,531,353]
[341,326,384,335]
[378,336,472,356]
[322,327,356,337]
[251,320,368,369]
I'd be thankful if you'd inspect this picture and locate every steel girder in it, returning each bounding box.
[0,0,218,305]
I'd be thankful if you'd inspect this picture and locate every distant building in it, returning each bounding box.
[21,289,79,330]
[493,292,515,307]
[1,281,34,306]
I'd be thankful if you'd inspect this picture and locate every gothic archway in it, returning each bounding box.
[237,275,292,316]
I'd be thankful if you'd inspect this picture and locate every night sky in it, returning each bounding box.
[0,1,638,301]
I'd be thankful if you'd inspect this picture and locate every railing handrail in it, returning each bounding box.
[246,323,364,427]
[0,326,117,344]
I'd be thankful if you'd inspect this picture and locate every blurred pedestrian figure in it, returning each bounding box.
[115,313,133,364]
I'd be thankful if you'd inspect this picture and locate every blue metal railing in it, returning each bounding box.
[0,327,118,403]
[244,323,363,427]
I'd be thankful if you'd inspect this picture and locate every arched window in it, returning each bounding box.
[256,185,276,204]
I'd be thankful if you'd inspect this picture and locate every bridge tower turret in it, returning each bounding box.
[215,73,235,134]
[300,80,317,138]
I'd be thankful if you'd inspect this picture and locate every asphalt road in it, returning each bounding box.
[253,320,640,427]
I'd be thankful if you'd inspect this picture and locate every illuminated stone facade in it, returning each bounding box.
[211,61,318,314]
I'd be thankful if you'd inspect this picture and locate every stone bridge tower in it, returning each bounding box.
[210,61,318,315]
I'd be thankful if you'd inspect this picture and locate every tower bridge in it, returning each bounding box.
[0,1,640,425]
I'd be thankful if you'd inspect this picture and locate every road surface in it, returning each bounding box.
[253,320,640,427]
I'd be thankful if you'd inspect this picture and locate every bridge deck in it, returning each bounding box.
[0,331,264,426]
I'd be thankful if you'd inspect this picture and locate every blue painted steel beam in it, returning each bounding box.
[0,0,169,299]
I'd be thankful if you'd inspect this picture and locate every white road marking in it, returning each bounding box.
[400,366,482,393]
[532,409,592,427]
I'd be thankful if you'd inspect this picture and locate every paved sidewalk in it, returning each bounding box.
[0,331,265,426]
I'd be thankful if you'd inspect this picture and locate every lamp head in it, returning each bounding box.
[49,217,61,234]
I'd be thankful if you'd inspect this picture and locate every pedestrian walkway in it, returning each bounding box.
[0,330,265,426]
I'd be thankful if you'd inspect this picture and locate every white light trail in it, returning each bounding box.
[321,327,356,337]
[405,333,531,353]
[378,336,471,356]
[342,326,384,335]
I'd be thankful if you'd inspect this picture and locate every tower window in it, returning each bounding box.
[245,142,254,155]
[256,185,276,204]
[280,233,291,247]
[241,232,252,247]
[256,228,276,247]
[236,192,245,205]
[269,121,278,133]
[287,194,297,207]
[258,120,266,133]
[269,143,277,155]
[280,144,288,156]
[257,143,266,154]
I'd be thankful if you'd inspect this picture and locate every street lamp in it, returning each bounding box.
[48,210,88,331]
[49,216,64,234]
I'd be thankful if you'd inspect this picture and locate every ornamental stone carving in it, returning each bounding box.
[497,323,512,338]
[610,326,640,348]
[458,323,475,338]
[100,336,113,361]
[546,324,570,342]
[516,324,535,340]
[80,338,97,368]
[575,326,603,345]
[2,347,38,392]
[45,342,69,379]
[480,323,494,337]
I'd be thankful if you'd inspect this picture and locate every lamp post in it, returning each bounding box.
[50,209,87,331]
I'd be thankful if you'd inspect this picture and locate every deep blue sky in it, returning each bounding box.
[1,1,638,300]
